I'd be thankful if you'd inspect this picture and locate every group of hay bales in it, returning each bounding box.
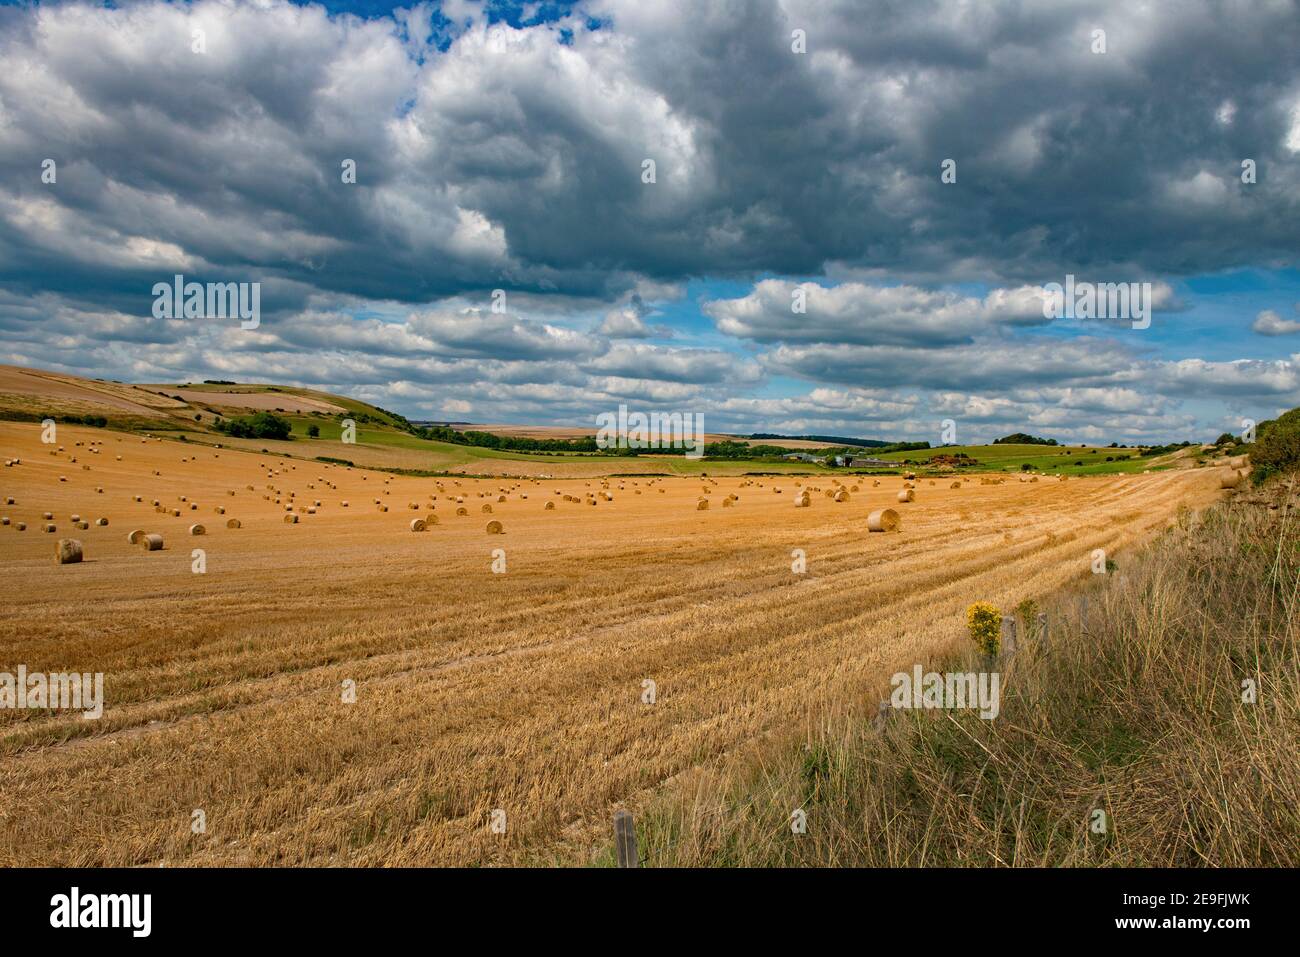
[128,529,164,551]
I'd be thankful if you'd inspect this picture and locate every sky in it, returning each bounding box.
[1,0,1299,444]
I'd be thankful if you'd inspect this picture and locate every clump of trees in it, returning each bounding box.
[214,411,292,440]
[994,433,1058,446]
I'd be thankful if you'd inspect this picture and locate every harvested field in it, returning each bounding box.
[0,421,1227,866]
[150,387,348,416]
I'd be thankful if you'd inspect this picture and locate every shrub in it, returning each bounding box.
[307,424,320,438]
[966,601,1001,657]
[1250,408,1300,483]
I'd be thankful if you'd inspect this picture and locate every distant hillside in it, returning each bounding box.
[747,433,890,448]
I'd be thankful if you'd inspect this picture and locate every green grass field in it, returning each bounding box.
[271,415,829,474]
[874,443,1159,476]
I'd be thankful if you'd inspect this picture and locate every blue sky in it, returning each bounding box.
[1,0,1298,443]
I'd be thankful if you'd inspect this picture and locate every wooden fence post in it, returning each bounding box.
[1037,612,1049,650]
[614,809,639,868]
[873,699,890,731]
[1001,616,1017,657]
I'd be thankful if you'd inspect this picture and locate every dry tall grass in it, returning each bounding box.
[639,484,1300,866]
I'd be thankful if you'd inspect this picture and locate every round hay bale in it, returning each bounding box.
[0,517,7,525]
[951,481,961,489]
[188,524,205,536]
[867,508,901,532]
[486,520,503,534]
[722,497,734,507]
[226,518,241,529]
[424,514,439,525]
[55,538,83,564]
[341,501,349,507]
[1220,471,1239,489]
[482,504,493,513]
[833,489,849,502]
[456,506,468,516]
[139,533,163,551]
[794,492,811,507]
[497,495,506,503]
[43,523,56,533]
[128,529,146,544]
[75,521,88,530]
[897,488,914,503]
[903,472,916,481]
[284,513,299,524]
[696,499,710,510]
[15,522,26,531]
[409,518,426,532]
[42,511,52,520]
[215,506,225,515]
[544,501,556,510]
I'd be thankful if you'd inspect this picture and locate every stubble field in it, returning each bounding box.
[0,422,1227,865]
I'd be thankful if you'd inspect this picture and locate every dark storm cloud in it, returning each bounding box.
[1,0,1298,439]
